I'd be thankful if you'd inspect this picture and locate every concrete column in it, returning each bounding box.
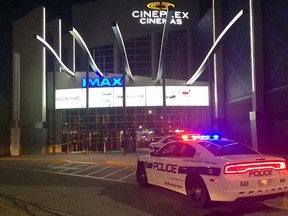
[13,7,48,154]
[212,0,225,132]
[151,32,158,79]
[187,0,199,78]
[113,41,120,74]
[187,27,193,78]
[11,53,21,128]
[55,110,62,153]
[10,52,21,156]
[249,0,265,151]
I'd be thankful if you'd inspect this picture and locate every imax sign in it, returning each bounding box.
[82,77,123,88]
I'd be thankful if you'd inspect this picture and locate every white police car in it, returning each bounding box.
[149,135,179,151]
[136,134,288,208]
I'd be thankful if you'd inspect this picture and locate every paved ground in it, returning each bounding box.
[1,148,288,168]
[1,148,288,215]
[0,148,150,167]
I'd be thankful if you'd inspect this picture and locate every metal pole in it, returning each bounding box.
[208,58,214,132]
[52,61,56,154]
[123,70,127,155]
[86,54,89,155]
[162,60,166,136]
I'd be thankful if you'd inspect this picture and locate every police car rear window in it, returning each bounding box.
[199,140,259,156]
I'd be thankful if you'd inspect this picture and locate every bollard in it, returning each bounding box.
[104,142,107,154]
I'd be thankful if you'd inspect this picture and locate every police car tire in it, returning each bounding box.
[187,176,210,208]
[136,164,150,187]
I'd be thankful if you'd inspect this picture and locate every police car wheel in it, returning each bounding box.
[136,164,149,187]
[188,178,210,208]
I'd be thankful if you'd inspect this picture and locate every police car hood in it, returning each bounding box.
[149,142,161,146]
[219,154,286,163]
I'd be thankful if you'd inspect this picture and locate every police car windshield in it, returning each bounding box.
[199,140,259,156]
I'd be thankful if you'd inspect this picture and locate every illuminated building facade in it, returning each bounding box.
[10,0,288,154]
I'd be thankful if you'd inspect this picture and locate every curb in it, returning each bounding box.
[0,157,69,163]
[0,157,137,167]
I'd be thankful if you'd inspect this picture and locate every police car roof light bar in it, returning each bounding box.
[181,134,220,141]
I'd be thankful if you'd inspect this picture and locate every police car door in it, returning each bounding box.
[151,142,179,188]
[167,142,197,194]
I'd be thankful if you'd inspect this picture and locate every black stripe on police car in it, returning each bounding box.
[145,162,221,176]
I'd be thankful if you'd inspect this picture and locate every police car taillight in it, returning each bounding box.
[224,161,287,174]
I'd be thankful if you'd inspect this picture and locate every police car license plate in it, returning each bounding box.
[258,179,272,187]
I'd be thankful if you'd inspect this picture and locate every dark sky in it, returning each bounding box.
[1,0,97,21]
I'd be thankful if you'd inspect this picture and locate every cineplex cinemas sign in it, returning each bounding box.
[132,1,189,25]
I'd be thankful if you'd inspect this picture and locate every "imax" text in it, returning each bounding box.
[82,77,123,88]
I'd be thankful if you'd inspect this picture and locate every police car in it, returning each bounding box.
[136,134,288,208]
[149,135,179,151]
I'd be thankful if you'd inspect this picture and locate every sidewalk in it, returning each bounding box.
[7,148,151,167]
[2,148,288,168]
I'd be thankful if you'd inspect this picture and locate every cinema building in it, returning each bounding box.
[11,0,288,155]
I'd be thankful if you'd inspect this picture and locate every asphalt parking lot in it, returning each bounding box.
[0,156,138,184]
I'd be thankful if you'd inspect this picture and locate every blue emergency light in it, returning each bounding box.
[182,133,220,141]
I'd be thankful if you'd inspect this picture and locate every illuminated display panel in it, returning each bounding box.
[89,87,113,108]
[146,86,163,106]
[165,86,178,106]
[113,87,123,107]
[167,86,209,106]
[55,86,209,109]
[178,86,193,105]
[126,87,146,107]
[189,86,209,106]
[55,88,86,109]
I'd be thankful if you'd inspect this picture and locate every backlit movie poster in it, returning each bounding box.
[55,86,208,109]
